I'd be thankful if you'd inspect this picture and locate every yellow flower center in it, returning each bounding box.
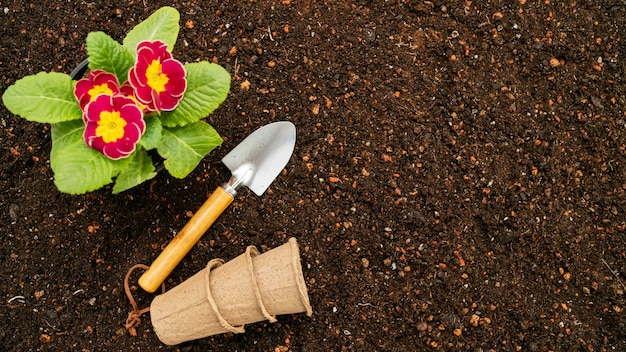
[96,111,127,143]
[146,59,169,93]
[88,83,114,101]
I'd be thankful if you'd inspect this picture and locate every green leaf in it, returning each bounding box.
[157,121,222,178]
[123,6,180,53]
[139,115,163,150]
[86,32,135,84]
[50,120,124,194]
[160,62,231,127]
[112,148,157,194]
[2,72,82,123]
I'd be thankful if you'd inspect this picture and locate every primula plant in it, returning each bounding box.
[2,7,230,194]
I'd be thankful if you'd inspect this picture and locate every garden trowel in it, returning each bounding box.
[139,121,297,293]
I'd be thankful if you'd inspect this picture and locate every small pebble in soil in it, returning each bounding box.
[469,314,480,327]
[549,57,560,67]
[364,28,376,41]
[9,203,19,222]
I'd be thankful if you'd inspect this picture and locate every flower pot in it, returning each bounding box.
[149,237,312,345]
[69,59,90,80]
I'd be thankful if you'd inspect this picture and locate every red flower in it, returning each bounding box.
[128,40,186,113]
[83,94,145,160]
[74,70,120,110]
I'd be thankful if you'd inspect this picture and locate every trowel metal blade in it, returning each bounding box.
[222,121,296,196]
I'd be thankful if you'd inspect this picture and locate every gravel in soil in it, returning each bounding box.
[1,1,625,351]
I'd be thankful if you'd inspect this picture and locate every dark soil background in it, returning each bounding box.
[1,0,625,351]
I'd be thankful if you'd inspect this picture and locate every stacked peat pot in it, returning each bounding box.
[150,238,312,345]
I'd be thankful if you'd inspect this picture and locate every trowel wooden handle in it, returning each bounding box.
[139,186,234,293]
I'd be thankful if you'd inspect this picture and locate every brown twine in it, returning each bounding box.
[124,264,166,337]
